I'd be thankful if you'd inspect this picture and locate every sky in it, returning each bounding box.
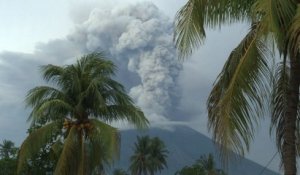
[0,0,281,173]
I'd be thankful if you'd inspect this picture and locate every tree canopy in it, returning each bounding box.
[17,52,149,175]
[174,1,300,174]
[130,136,168,175]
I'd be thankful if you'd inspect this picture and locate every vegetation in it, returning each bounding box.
[175,154,226,175]
[174,0,300,174]
[19,125,61,174]
[0,140,18,175]
[0,138,228,175]
[130,136,168,175]
[0,140,17,159]
[113,168,129,175]
[17,53,149,175]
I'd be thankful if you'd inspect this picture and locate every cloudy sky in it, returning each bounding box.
[0,0,280,173]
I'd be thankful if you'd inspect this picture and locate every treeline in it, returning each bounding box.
[0,137,226,175]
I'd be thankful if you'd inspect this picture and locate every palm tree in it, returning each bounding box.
[0,140,17,159]
[196,154,226,175]
[17,53,149,175]
[149,137,168,175]
[175,154,226,175]
[113,168,129,175]
[175,165,205,175]
[0,140,18,175]
[130,136,152,175]
[174,1,300,174]
[130,136,168,175]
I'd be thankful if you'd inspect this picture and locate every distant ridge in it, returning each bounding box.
[112,126,279,175]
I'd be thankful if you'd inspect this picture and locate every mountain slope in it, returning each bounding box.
[112,126,279,175]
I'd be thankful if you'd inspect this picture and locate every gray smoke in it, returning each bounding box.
[67,2,182,126]
[0,2,183,135]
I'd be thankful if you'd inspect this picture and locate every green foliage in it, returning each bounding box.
[0,140,18,175]
[175,154,226,175]
[130,136,168,175]
[16,118,62,174]
[174,0,254,58]
[0,140,18,159]
[175,164,205,175]
[18,52,149,175]
[207,24,270,159]
[0,158,17,175]
[113,168,129,175]
[174,0,300,173]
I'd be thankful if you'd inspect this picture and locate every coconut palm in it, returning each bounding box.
[175,1,300,174]
[0,140,17,159]
[113,168,129,175]
[0,140,18,175]
[130,136,168,175]
[149,137,168,174]
[175,154,226,175]
[175,165,205,175]
[196,154,226,175]
[130,136,152,175]
[17,52,149,175]
[175,0,300,175]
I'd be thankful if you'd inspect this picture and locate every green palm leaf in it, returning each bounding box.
[253,0,296,54]
[207,25,270,160]
[80,52,116,76]
[88,119,120,168]
[30,99,73,123]
[96,105,148,129]
[270,62,289,161]
[288,5,300,57]
[17,121,62,174]
[26,86,72,124]
[174,0,254,58]
[54,126,80,175]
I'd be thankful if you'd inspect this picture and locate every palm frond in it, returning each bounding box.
[29,99,73,124]
[253,0,296,54]
[207,24,270,161]
[41,64,65,83]
[42,63,81,98]
[88,119,120,169]
[50,141,63,161]
[288,4,300,58]
[78,77,108,110]
[17,121,62,174]
[81,52,116,77]
[25,86,67,108]
[95,105,149,129]
[270,61,289,163]
[82,76,149,128]
[54,126,80,175]
[62,64,82,97]
[174,0,254,58]
[174,0,206,59]
[26,86,72,124]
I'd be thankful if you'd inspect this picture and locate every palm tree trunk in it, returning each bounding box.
[283,55,300,175]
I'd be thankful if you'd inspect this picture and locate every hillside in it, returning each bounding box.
[112,126,279,175]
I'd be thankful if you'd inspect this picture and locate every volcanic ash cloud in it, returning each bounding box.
[69,2,182,125]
